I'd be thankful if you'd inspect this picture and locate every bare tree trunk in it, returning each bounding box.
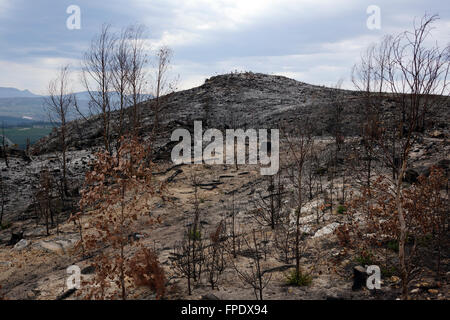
[396,159,408,299]
[1,123,9,168]
[295,173,302,277]
[0,172,4,226]
[82,24,115,154]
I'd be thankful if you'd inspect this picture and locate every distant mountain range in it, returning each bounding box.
[0,87,153,126]
[0,87,41,98]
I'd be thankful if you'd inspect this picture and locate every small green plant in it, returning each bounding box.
[386,240,399,252]
[0,222,11,230]
[188,229,202,241]
[337,205,347,214]
[354,250,374,265]
[381,265,398,278]
[286,269,312,287]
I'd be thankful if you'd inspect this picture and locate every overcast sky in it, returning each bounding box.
[0,0,448,94]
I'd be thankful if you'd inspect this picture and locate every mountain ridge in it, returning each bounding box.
[0,87,41,98]
[0,90,153,124]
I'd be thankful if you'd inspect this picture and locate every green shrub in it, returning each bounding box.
[381,265,398,278]
[188,229,202,241]
[386,240,399,252]
[337,205,347,214]
[354,250,374,265]
[0,222,11,230]
[286,269,312,287]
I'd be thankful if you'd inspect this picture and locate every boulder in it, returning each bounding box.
[405,161,449,184]
[37,237,78,255]
[81,265,96,275]
[8,231,23,246]
[430,130,445,138]
[13,239,30,251]
[313,222,340,238]
[404,168,419,183]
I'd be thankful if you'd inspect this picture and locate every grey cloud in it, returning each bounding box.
[0,0,448,92]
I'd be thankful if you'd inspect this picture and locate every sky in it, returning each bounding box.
[0,0,448,94]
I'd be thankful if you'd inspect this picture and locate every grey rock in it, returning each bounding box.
[404,168,419,183]
[81,265,96,275]
[8,231,23,246]
[13,239,30,251]
[37,237,79,255]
